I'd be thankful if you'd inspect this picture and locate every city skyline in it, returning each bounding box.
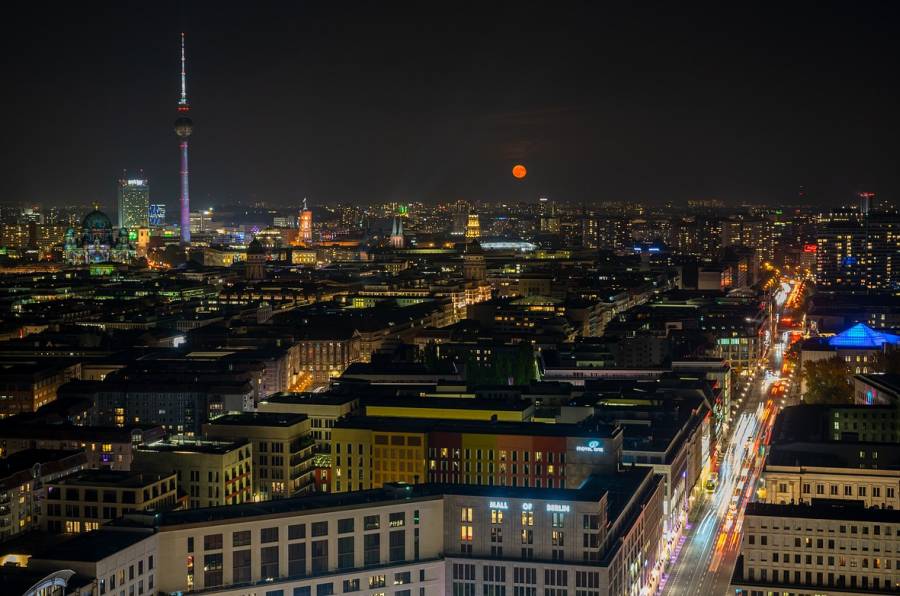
[3,2,900,209]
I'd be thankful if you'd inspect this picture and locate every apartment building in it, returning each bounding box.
[0,358,81,418]
[43,470,181,533]
[0,423,165,470]
[204,412,316,499]
[731,501,900,595]
[0,449,86,541]
[258,393,359,445]
[132,437,252,509]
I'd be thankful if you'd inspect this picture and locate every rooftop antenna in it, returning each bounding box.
[178,32,189,111]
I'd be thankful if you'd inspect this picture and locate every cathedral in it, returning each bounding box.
[64,209,137,265]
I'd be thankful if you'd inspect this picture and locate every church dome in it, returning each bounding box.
[82,210,113,231]
[247,237,265,254]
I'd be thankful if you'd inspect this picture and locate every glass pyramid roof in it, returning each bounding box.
[827,323,900,349]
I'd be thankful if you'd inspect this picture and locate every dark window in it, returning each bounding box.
[261,527,279,543]
[316,583,333,596]
[233,530,251,547]
[338,536,354,569]
[311,521,328,537]
[311,540,328,573]
[261,546,279,579]
[233,550,251,584]
[389,530,405,562]
[288,542,307,577]
[364,533,380,566]
[204,534,223,550]
[289,524,306,540]
[338,518,354,534]
[364,515,380,531]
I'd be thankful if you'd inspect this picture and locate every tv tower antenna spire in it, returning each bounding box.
[178,32,189,111]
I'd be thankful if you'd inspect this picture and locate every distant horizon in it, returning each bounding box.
[3,3,899,210]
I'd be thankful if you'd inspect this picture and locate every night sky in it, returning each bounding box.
[3,1,900,210]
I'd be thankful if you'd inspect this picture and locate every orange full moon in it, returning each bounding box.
[512,164,527,179]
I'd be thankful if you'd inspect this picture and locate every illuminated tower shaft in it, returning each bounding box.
[174,32,194,244]
[179,139,190,243]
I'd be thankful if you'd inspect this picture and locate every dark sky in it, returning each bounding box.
[3,1,900,210]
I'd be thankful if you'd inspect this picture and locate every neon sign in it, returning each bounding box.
[576,440,604,453]
[546,504,570,513]
[489,501,509,510]
[521,502,533,511]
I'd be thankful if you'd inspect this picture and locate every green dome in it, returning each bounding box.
[82,210,113,230]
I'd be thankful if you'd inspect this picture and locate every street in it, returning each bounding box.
[659,278,802,595]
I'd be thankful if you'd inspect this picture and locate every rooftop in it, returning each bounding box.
[49,469,173,489]
[137,437,249,455]
[262,392,358,406]
[745,500,900,523]
[120,478,626,529]
[827,323,900,349]
[364,397,532,412]
[335,415,619,439]
[32,528,155,563]
[206,412,308,427]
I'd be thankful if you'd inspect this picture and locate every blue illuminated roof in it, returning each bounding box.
[827,323,900,349]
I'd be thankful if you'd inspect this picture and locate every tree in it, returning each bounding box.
[880,348,900,375]
[802,356,853,404]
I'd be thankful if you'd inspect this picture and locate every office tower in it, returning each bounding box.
[116,172,150,230]
[816,210,900,289]
[174,33,193,244]
[465,213,481,239]
[596,217,631,252]
[149,203,166,226]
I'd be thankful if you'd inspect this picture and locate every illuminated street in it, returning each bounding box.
[659,279,802,595]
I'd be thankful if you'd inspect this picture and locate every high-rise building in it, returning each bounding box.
[816,211,900,290]
[465,213,481,239]
[149,203,166,226]
[174,33,193,244]
[116,173,150,230]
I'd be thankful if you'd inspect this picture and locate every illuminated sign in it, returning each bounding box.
[521,502,533,511]
[489,501,508,510]
[126,179,146,186]
[803,244,817,253]
[575,440,604,454]
[546,504,570,513]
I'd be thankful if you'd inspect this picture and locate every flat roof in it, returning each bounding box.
[207,412,308,427]
[335,415,619,439]
[50,470,172,489]
[32,529,154,563]
[746,500,900,523]
[263,392,358,406]
[364,397,532,412]
[137,437,249,455]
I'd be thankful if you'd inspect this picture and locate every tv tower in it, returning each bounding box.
[174,32,193,244]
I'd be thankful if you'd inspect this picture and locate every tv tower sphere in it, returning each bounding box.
[174,116,193,138]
